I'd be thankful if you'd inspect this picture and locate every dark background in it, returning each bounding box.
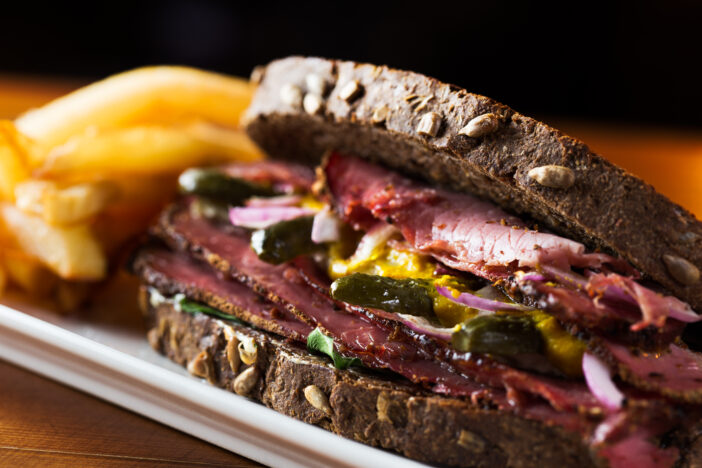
[2,1,701,128]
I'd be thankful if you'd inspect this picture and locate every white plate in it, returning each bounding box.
[0,282,429,468]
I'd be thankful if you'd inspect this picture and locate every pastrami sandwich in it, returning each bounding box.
[130,57,702,468]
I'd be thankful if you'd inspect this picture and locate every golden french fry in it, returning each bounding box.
[183,121,264,161]
[13,180,52,215]
[15,179,118,225]
[0,121,31,200]
[0,203,106,280]
[33,172,179,207]
[15,66,255,150]
[42,180,117,225]
[2,249,58,297]
[37,125,262,178]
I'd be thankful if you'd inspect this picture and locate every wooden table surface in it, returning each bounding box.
[0,359,261,467]
[0,74,700,468]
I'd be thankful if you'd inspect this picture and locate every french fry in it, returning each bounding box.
[13,180,51,215]
[37,124,262,178]
[1,68,261,303]
[0,203,106,280]
[183,121,264,161]
[15,66,255,151]
[2,249,58,297]
[0,121,31,200]
[15,179,118,225]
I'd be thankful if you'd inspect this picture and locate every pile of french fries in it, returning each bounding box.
[0,66,263,309]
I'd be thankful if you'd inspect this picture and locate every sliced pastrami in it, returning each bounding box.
[324,152,619,273]
[586,273,700,330]
[523,280,684,350]
[146,200,695,465]
[601,340,702,404]
[154,202,495,398]
[323,152,699,335]
[132,246,312,341]
[156,201,613,413]
[221,160,314,193]
[596,432,678,468]
[294,255,603,412]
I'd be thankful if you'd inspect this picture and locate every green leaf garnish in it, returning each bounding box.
[178,297,246,325]
[306,328,362,370]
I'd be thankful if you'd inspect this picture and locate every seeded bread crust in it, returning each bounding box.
[141,287,599,468]
[243,56,702,311]
[142,288,702,467]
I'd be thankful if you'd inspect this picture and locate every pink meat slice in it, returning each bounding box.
[323,152,698,332]
[162,204,489,398]
[155,210,681,468]
[325,152,614,273]
[221,160,315,193]
[294,254,603,412]
[603,341,702,402]
[136,247,313,340]
[162,202,610,412]
[140,234,616,453]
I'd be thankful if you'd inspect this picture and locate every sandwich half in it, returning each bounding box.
[131,57,702,468]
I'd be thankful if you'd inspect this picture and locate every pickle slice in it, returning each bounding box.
[189,197,230,222]
[179,168,274,205]
[452,315,544,357]
[330,273,434,318]
[251,216,318,264]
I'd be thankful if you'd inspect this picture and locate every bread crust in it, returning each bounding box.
[141,287,599,468]
[243,56,702,311]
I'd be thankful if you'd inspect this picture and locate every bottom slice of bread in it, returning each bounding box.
[141,287,610,468]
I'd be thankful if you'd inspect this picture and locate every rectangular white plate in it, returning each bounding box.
[0,282,430,468]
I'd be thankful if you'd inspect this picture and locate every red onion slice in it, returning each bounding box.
[312,206,341,243]
[229,206,314,229]
[668,306,702,323]
[587,273,700,329]
[436,286,533,313]
[245,194,302,207]
[582,352,624,411]
[396,314,453,341]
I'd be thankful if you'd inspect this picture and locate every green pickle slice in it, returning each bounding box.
[251,216,318,264]
[330,273,434,318]
[179,168,275,205]
[452,315,544,357]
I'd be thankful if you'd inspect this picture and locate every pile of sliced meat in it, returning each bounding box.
[133,156,702,468]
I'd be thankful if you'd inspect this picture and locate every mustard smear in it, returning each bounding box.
[531,311,586,377]
[328,235,586,377]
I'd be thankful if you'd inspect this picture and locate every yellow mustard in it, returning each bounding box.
[531,310,586,377]
[328,238,585,377]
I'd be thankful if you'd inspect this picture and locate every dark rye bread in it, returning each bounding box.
[141,288,702,468]
[243,56,702,311]
[140,287,597,468]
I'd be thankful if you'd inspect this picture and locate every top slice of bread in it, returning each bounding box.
[243,56,702,311]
